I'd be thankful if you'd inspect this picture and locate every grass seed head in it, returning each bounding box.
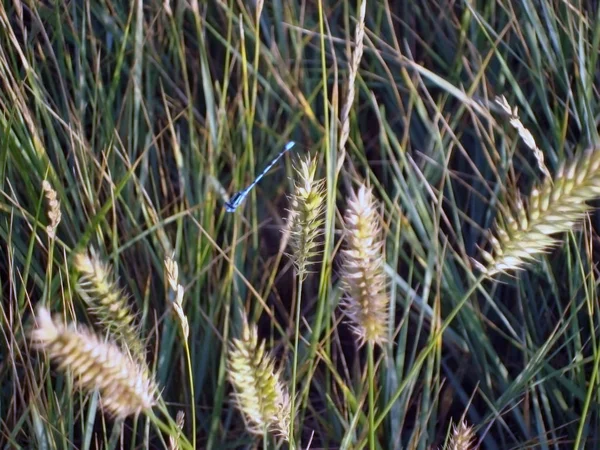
[164,256,189,340]
[341,185,389,346]
[447,420,476,450]
[480,148,600,275]
[495,95,549,177]
[42,180,61,239]
[32,306,157,419]
[74,250,145,361]
[169,410,186,450]
[339,0,366,154]
[287,155,326,276]
[227,323,291,440]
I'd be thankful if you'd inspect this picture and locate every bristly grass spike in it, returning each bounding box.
[225,141,296,212]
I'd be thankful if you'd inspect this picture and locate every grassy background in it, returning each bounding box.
[1,0,600,448]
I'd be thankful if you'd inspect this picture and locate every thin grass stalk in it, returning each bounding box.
[183,343,195,448]
[289,275,304,449]
[302,0,336,443]
[574,345,600,449]
[108,420,123,449]
[238,9,258,233]
[315,0,335,417]
[198,9,241,448]
[131,415,139,449]
[367,342,376,450]
[165,257,195,449]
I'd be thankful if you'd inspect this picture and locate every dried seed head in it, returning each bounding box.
[480,149,600,275]
[287,156,326,276]
[339,0,366,154]
[32,306,157,419]
[74,250,145,360]
[172,285,188,340]
[495,95,549,177]
[42,180,61,239]
[228,323,291,440]
[164,256,189,341]
[165,255,179,292]
[169,411,185,450]
[341,185,389,346]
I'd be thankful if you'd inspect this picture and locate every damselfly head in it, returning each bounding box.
[225,191,244,212]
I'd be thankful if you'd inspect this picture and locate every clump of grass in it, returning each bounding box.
[446,420,476,450]
[73,250,145,360]
[227,322,291,441]
[286,155,326,276]
[42,180,61,239]
[31,306,157,419]
[479,148,600,275]
[341,185,389,346]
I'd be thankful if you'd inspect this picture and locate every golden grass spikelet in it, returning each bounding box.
[164,256,189,340]
[227,322,291,440]
[480,148,600,275]
[74,250,145,360]
[447,420,476,450]
[339,0,366,155]
[32,306,157,419]
[42,180,61,239]
[287,155,326,275]
[165,255,179,292]
[341,185,389,346]
[495,95,549,177]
